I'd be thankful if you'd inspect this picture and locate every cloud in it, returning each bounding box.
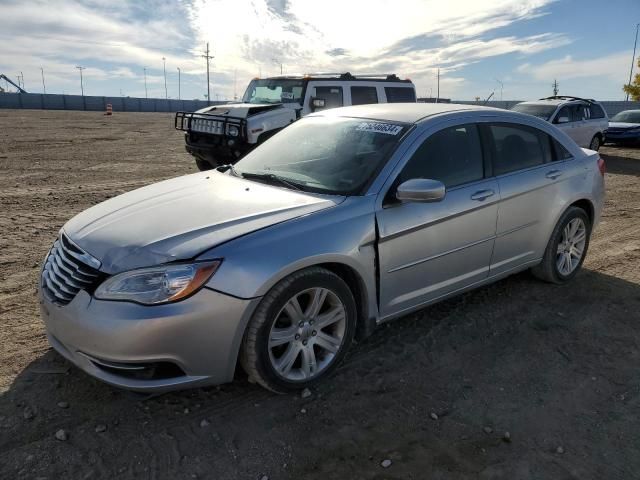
[0,0,567,99]
[517,51,632,82]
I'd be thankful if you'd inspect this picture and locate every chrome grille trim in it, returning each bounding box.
[41,234,103,306]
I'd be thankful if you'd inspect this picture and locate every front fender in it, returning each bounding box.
[198,196,379,320]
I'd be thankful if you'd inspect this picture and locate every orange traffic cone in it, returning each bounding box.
[105,104,113,116]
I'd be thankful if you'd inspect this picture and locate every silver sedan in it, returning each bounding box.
[39,103,605,393]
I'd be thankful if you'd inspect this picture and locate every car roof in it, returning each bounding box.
[310,103,502,124]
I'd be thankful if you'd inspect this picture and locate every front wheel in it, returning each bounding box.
[240,267,356,393]
[532,206,591,284]
[195,158,213,171]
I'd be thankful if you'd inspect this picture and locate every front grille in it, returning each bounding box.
[42,234,102,306]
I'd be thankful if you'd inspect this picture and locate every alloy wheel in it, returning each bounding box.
[268,287,347,381]
[556,218,587,275]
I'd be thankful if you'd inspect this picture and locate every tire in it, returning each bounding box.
[240,267,357,393]
[589,134,602,151]
[532,206,591,284]
[195,158,213,171]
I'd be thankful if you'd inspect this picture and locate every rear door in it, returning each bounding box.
[376,122,498,317]
[553,105,584,146]
[485,122,570,275]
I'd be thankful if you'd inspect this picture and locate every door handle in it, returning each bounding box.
[470,189,495,201]
[546,169,563,179]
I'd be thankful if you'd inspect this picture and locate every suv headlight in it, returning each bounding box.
[94,261,221,305]
[227,125,239,137]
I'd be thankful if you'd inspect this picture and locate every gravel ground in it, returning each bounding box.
[1,109,639,479]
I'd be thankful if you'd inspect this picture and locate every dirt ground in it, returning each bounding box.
[1,109,639,479]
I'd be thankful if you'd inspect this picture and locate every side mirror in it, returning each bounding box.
[310,97,326,111]
[396,178,445,203]
[556,116,570,124]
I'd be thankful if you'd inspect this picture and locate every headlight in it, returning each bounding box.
[227,125,239,137]
[94,261,221,305]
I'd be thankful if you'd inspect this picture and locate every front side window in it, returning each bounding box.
[351,86,378,105]
[489,124,551,175]
[554,106,573,124]
[589,103,605,119]
[235,116,408,195]
[399,124,483,188]
[314,86,343,110]
[242,79,305,105]
[384,87,416,103]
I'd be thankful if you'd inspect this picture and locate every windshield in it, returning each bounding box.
[610,110,640,123]
[242,79,305,105]
[234,116,409,195]
[511,103,557,120]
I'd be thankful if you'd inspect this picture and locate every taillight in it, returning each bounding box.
[597,157,606,176]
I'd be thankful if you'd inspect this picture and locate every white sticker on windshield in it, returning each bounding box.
[281,92,294,99]
[356,122,403,135]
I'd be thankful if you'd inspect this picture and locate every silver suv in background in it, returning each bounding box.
[511,96,608,151]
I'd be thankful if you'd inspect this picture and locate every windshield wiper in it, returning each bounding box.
[217,164,241,177]
[240,172,304,191]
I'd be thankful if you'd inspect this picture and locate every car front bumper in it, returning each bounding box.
[39,286,260,392]
[604,130,640,143]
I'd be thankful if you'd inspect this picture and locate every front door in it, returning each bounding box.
[376,123,499,318]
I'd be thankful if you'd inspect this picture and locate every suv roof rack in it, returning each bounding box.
[266,72,410,82]
[539,95,595,104]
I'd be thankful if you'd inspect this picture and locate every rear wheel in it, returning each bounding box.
[240,267,356,393]
[532,206,591,284]
[589,134,602,151]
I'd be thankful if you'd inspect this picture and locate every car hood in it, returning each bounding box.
[195,103,284,118]
[608,122,640,130]
[63,171,344,274]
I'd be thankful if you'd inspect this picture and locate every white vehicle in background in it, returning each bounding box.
[511,96,608,151]
[175,73,417,170]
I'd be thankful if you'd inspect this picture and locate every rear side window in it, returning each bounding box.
[588,103,605,119]
[552,139,573,160]
[314,86,343,110]
[488,124,552,175]
[384,87,416,103]
[399,124,483,188]
[351,86,378,105]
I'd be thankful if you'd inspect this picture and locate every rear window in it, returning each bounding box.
[384,87,416,103]
[351,86,378,105]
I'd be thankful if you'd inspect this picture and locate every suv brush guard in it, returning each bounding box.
[175,112,248,140]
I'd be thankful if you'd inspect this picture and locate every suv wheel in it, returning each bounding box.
[532,206,591,284]
[589,134,601,151]
[195,158,213,171]
[240,267,356,393]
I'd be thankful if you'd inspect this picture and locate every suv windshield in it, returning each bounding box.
[611,110,640,123]
[234,116,409,195]
[511,103,558,120]
[242,79,305,105]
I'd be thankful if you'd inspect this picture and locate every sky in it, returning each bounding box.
[0,0,639,101]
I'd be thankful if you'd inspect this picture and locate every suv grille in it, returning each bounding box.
[42,234,102,306]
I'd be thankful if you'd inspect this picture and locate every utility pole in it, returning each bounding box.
[495,78,504,101]
[162,57,168,99]
[626,23,639,101]
[202,42,214,105]
[177,67,181,100]
[143,67,148,98]
[234,69,238,100]
[552,79,559,96]
[436,68,440,103]
[20,71,24,89]
[41,67,46,94]
[75,66,85,96]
